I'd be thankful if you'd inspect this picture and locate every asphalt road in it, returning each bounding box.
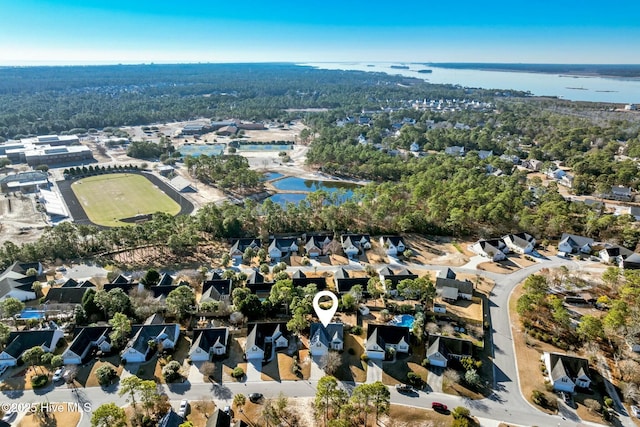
[3,256,633,427]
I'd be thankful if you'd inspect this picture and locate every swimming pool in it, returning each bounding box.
[389,314,414,328]
[19,309,45,320]
[178,144,225,157]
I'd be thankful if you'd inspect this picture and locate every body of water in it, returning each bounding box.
[19,309,45,320]
[266,177,357,206]
[261,172,284,181]
[389,314,415,329]
[301,62,640,104]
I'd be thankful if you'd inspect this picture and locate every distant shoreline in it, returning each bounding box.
[425,63,640,79]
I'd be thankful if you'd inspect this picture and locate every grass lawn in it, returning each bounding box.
[71,173,180,227]
[0,366,52,391]
[261,351,309,382]
[18,408,80,427]
[184,400,217,426]
[85,358,123,387]
[335,333,366,383]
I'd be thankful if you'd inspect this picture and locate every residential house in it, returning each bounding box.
[0,326,64,367]
[268,237,298,262]
[471,239,507,261]
[189,328,229,361]
[599,245,633,264]
[478,150,493,160]
[158,410,185,427]
[500,154,520,164]
[200,279,233,304]
[522,159,542,171]
[62,326,112,365]
[379,236,406,256]
[364,324,410,360]
[410,142,421,152]
[614,205,640,221]
[104,281,187,304]
[378,267,418,290]
[340,234,371,259]
[290,270,327,290]
[244,322,289,362]
[426,334,473,368]
[206,409,249,427]
[546,168,566,180]
[558,233,594,255]
[543,352,592,393]
[0,261,41,302]
[309,323,344,357]
[605,185,633,202]
[43,286,93,311]
[334,269,369,295]
[502,233,536,254]
[229,238,261,263]
[60,278,95,288]
[444,146,465,156]
[436,275,474,302]
[622,253,640,270]
[121,319,180,364]
[304,234,333,258]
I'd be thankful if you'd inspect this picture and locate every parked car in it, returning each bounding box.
[249,393,263,403]
[562,392,571,405]
[395,384,413,393]
[52,368,64,382]
[431,402,447,412]
[631,405,640,418]
[178,399,189,417]
[223,405,232,416]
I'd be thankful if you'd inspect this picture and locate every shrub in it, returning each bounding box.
[603,397,613,408]
[231,367,245,379]
[360,354,369,362]
[348,348,355,355]
[95,365,117,386]
[452,406,470,419]
[162,360,183,382]
[350,326,362,335]
[421,358,430,367]
[31,374,49,388]
[407,372,423,387]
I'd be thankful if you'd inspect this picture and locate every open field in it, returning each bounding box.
[70,174,180,227]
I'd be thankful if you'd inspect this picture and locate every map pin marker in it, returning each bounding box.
[313,290,339,327]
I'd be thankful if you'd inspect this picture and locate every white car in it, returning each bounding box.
[52,368,64,382]
[178,399,188,418]
[631,405,640,418]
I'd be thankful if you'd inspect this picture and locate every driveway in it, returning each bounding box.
[245,360,262,382]
[310,356,325,381]
[427,366,443,392]
[365,359,382,383]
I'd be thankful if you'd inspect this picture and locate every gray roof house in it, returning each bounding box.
[0,262,40,302]
[471,239,507,261]
[436,277,474,301]
[206,409,249,427]
[426,334,474,367]
[364,324,410,360]
[121,322,180,363]
[0,326,64,367]
[558,234,594,255]
[200,279,233,304]
[309,322,344,357]
[189,328,229,362]
[502,233,536,254]
[244,322,289,362]
[543,352,592,393]
[62,326,112,365]
[599,245,633,264]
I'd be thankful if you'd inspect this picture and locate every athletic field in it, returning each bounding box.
[70,174,181,227]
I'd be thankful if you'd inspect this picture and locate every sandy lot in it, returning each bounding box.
[402,234,471,266]
[0,192,48,246]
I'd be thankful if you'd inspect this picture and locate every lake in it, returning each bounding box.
[266,177,357,206]
[301,62,640,104]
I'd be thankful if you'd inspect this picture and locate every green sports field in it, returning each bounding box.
[71,174,181,227]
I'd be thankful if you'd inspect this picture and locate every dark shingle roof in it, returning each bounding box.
[365,324,410,349]
[5,330,59,358]
[191,328,228,352]
[245,322,287,352]
[426,334,473,359]
[309,323,343,348]
[44,287,91,304]
[67,326,111,360]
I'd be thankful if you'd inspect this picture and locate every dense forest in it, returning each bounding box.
[0,63,512,140]
[1,64,640,267]
[428,63,640,78]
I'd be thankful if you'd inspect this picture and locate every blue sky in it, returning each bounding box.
[1,0,639,64]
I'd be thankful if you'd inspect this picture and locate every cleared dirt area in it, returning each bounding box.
[18,408,80,427]
[0,192,48,245]
[402,234,470,266]
[477,258,521,274]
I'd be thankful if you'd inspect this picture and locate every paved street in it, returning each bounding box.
[3,255,633,427]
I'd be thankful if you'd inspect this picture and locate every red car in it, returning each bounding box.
[431,402,447,411]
